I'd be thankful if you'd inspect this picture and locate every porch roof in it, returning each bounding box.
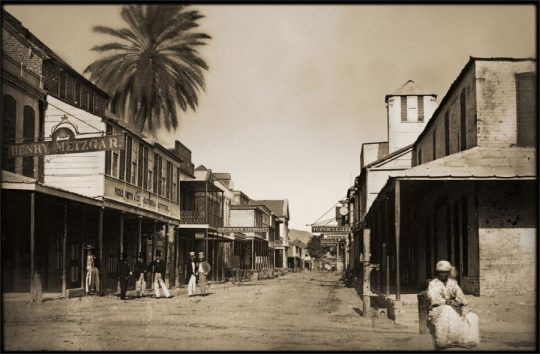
[365,146,536,220]
[395,146,535,180]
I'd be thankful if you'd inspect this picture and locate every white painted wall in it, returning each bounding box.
[43,96,105,198]
[229,209,255,227]
[387,95,437,154]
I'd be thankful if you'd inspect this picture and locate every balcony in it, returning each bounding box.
[2,54,43,89]
[180,210,223,228]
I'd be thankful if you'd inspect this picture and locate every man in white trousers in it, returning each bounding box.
[186,251,198,297]
[149,250,170,299]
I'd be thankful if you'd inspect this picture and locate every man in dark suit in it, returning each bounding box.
[117,252,130,300]
[149,250,170,298]
[186,251,198,297]
[134,253,147,298]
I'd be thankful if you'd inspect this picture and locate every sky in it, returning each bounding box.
[5,4,536,231]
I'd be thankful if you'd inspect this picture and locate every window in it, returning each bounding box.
[105,124,113,175]
[460,89,466,150]
[432,128,437,160]
[112,152,119,178]
[131,161,137,184]
[418,96,424,122]
[137,142,144,187]
[153,153,159,194]
[166,161,173,199]
[143,146,149,190]
[74,80,81,105]
[126,136,133,182]
[81,86,88,110]
[89,92,94,113]
[22,106,35,177]
[516,72,537,147]
[119,135,126,181]
[59,71,66,99]
[66,75,73,101]
[400,96,407,122]
[444,111,450,156]
[2,95,17,173]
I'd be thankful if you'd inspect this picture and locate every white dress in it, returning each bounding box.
[427,278,480,348]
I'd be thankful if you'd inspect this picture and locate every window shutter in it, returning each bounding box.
[418,96,424,122]
[119,134,126,181]
[126,136,132,183]
[22,106,36,177]
[2,95,17,173]
[516,72,537,147]
[400,96,407,122]
[105,124,113,175]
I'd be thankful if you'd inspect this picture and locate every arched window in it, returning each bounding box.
[2,95,17,172]
[22,105,35,177]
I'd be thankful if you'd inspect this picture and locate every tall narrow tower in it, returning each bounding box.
[385,80,437,154]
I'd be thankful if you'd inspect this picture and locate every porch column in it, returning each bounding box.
[119,212,124,255]
[152,221,157,260]
[212,234,216,282]
[394,180,401,301]
[251,239,255,271]
[383,243,389,297]
[174,229,180,287]
[137,216,142,253]
[80,205,86,289]
[362,228,371,317]
[97,207,103,295]
[164,224,169,284]
[29,192,41,303]
[62,201,68,296]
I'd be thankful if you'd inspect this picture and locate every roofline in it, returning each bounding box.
[363,144,413,169]
[385,92,437,102]
[154,143,184,163]
[413,56,536,146]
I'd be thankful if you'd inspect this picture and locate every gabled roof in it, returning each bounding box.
[254,199,290,220]
[385,80,436,102]
[363,144,413,169]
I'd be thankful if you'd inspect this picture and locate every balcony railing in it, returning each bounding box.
[2,54,43,89]
[180,210,223,227]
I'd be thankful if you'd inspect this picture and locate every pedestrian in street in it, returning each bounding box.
[134,252,147,298]
[198,252,212,296]
[117,252,130,300]
[85,245,100,295]
[427,260,479,349]
[186,251,198,297]
[149,250,170,299]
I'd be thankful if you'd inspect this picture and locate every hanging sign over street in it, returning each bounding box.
[8,134,125,157]
[217,227,269,233]
[312,225,352,233]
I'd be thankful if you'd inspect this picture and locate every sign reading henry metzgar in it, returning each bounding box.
[1,3,537,352]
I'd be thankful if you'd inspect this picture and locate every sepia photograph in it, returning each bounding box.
[0,2,537,352]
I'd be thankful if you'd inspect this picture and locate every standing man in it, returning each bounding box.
[186,251,198,297]
[134,253,147,298]
[85,245,97,295]
[117,252,130,300]
[198,252,212,296]
[149,250,170,298]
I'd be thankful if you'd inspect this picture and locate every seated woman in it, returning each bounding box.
[427,260,479,349]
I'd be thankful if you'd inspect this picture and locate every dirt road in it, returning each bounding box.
[2,271,536,351]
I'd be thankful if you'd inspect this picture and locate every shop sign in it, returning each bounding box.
[8,134,124,157]
[217,227,269,233]
[312,225,352,233]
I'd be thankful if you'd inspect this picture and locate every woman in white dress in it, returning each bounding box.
[427,260,480,349]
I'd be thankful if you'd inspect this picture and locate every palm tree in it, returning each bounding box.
[84,5,210,132]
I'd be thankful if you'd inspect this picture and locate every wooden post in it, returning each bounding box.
[80,205,86,289]
[175,229,180,287]
[362,228,371,317]
[395,180,401,301]
[97,207,103,295]
[383,243,389,297]
[152,221,157,260]
[62,201,68,297]
[212,234,216,282]
[137,216,142,253]
[164,224,169,285]
[251,239,255,271]
[119,213,124,254]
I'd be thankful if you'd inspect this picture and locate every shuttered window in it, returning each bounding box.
[153,153,159,194]
[105,124,113,175]
[74,80,81,105]
[516,72,536,147]
[125,135,133,182]
[444,111,450,156]
[22,106,36,178]
[81,86,88,110]
[66,76,73,101]
[166,161,173,199]
[460,89,466,150]
[143,146,149,190]
[119,134,126,181]
[59,71,67,99]
[2,95,17,173]
[137,142,144,187]
[400,96,407,122]
[418,96,424,122]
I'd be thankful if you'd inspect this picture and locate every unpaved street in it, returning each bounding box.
[3,271,535,351]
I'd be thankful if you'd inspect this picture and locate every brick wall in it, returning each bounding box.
[413,64,477,166]
[2,27,43,77]
[477,180,536,297]
[475,60,536,148]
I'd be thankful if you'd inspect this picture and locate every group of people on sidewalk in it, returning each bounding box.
[116,250,212,300]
